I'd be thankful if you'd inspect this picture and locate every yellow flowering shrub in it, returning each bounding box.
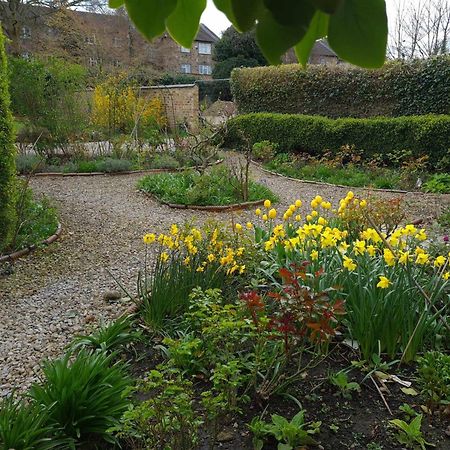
[91,73,167,135]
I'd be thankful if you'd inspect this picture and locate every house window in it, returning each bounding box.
[198,42,211,54]
[113,59,121,67]
[85,34,96,45]
[88,57,98,67]
[112,36,120,47]
[180,46,190,53]
[20,26,31,39]
[180,64,191,74]
[21,52,31,60]
[198,64,212,75]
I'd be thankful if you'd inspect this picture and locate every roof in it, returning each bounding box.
[196,23,219,43]
[311,39,337,57]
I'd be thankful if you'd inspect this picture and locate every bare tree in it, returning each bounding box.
[389,0,450,59]
[0,0,110,55]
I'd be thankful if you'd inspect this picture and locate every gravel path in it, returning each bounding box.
[1,162,449,396]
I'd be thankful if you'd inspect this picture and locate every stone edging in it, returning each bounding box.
[0,222,62,263]
[142,191,265,212]
[28,159,224,178]
[252,160,428,195]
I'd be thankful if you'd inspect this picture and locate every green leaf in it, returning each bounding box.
[231,0,262,32]
[401,387,419,396]
[311,0,343,14]
[166,0,206,48]
[108,0,124,8]
[294,10,329,66]
[290,410,305,427]
[264,0,316,28]
[328,0,387,68]
[124,0,177,41]
[256,8,310,64]
[277,444,293,450]
[213,0,236,23]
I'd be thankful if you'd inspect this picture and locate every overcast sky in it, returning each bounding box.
[200,0,423,36]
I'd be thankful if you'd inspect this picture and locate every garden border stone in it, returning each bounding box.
[0,222,62,263]
[251,160,429,195]
[27,159,224,177]
[141,191,265,212]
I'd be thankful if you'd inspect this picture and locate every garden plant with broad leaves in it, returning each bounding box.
[108,0,388,68]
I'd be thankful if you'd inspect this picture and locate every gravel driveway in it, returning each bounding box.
[1,162,449,396]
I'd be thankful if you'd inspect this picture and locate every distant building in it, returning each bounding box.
[283,39,342,65]
[0,4,219,79]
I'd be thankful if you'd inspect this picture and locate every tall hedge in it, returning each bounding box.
[0,29,16,252]
[225,113,450,169]
[231,57,450,118]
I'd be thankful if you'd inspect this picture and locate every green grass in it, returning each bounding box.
[138,167,279,206]
[264,155,402,190]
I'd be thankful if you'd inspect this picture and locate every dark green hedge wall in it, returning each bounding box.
[0,29,16,252]
[231,57,450,118]
[197,79,232,103]
[225,113,450,168]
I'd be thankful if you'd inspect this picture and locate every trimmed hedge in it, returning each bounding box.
[0,29,16,252]
[231,57,450,118]
[225,113,450,168]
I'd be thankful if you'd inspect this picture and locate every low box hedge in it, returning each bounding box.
[224,113,450,168]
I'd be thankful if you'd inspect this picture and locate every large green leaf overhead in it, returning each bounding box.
[166,0,207,48]
[109,0,389,68]
[328,0,388,68]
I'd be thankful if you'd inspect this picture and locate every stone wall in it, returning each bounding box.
[140,84,199,130]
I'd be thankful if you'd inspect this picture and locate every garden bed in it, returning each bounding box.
[138,166,279,208]
[257,153,450,194]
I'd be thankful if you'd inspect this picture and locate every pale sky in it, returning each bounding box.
[200,0,424,37]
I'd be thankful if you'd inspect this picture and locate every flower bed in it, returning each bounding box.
[2,193,449,449]
[138,166,279,208]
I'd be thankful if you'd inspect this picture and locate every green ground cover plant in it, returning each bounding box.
[138,166,279,206]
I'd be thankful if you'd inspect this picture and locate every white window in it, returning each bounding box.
[198,64,212,75]
[88,57,98,67]
[21,52,31,60]
[198,42,211,54]
[112,36,120,47]
[20,26,31,39]
[180,46,190,53]
[85,34,96,45]
[180,64,191,74]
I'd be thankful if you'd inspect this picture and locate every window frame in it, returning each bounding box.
[180,63,192,74]
[198,42,211,55]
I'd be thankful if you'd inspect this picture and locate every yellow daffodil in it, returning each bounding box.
[235,223,243,232]
[170,224,179,235]
[416,253,429,265]
[295,199,302,208]
[255,208,262,216]
[143,233,156,244]
[383,249,396,266]
[318,217,327,225]
[359,200,367,208]
[367,245,376,257]
[183,256,190,266]
[269,208,277,219]
[377,276,391,289]
[343,255,357,271]
[415,229,427,241]
[443,272,450,280]
[353,239,366,256]
[160,252,169,262]
[295,215,301,222]
[246,222,253,229]
[310,250,319,261]
[207,253,215,262]
[262,214,268,221]
[264,199,271,209]
[399,251,410,265]
[434,255,446,267]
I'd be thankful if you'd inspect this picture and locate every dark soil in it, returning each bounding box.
[125,341,449,450]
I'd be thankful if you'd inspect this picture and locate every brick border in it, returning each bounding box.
[0,223,62,263]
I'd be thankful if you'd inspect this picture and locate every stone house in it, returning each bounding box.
[282,39,341,65]
[0,4,218,79]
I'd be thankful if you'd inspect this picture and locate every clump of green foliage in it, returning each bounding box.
[29,349,131,445]
[138,166,278,206]
[0,28,17,252]
[423,173,450,193]
[417,351,450,409]
[389,415,433,450]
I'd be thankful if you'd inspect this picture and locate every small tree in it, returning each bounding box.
[0,28,16,252]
